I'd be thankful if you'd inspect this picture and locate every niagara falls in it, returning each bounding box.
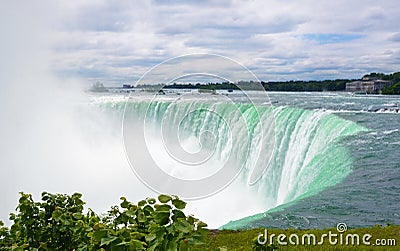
[1,1,400,250]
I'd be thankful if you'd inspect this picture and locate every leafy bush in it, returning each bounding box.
[382,82,400,94]
[0,192,208,251]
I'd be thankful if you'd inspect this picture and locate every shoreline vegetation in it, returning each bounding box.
[1,192,398,250]
[91,71,400,95]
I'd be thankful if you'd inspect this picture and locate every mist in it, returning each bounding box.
[0,2,155,224]
[0,2,272,229]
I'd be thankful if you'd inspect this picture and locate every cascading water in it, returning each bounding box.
[98,96,367,228]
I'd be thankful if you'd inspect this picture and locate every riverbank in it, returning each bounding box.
[183,225,399,250]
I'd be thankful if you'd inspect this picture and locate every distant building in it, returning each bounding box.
[122,84,134,89]
[346,78,392,93]
[89,82,108,92]
[198,89,216,94]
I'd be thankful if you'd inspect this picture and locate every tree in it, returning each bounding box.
[382,82,400,95]
[0,192,208,250]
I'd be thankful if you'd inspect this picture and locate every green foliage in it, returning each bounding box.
[164,80,349,92]
[0,192,208,251]
[365,72,400,83]
[156,72,400,93]
[3,192,91,250]
[364,71,400,95]
[382,82,400,94]
[263,79,349,92]
[363,72,386,79]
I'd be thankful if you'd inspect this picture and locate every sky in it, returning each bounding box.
[7,0,396,85]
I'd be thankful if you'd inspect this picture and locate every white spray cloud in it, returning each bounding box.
[0,2,261,229]
[0,1,155,224]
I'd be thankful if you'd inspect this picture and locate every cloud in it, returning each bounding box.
[389,33,400,42]
[44,0,400,83]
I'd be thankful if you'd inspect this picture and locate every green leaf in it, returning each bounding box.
[147,198,156,204]
[100,236,118,246]
[39,242,47,249]
[158,194,172,203]
[197,221,208,228]
[154,211,170,225]
[11,243,29,251]
[149,225,166,239]
[77,246,88,251]
[9,213,15,221]
[116,241,131,246]
[138,211,146,223]
[172,199,186,209]
[120,200,130,209]
[175,219,192,233]
[154,204,171,212]
[41,192,50,201]
[187,232,205,245]
[165,237,178,251]
[52,210,62,220]
[187,215,196,224]
[146,242,158,251]
[138,200,146,207]
[93,223,106,230]
[126,208,137,217]
[131,239,146,249]
[130,231,146,240]
[143,205,154,215]
[145,233,157,242]
[93,229,108,241]
[72,192,83,198]
[11,246,25,251]
[73,212,83,220]
[172,209,185,220]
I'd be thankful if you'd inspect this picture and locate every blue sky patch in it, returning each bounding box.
[302,33,364,44]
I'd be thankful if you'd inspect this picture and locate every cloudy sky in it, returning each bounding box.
[5,0,400,84]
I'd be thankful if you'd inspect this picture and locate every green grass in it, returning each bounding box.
[182,225,400,250]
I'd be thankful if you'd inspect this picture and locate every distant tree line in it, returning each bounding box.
[363,72,400,81]
[375,72,400,95]
[262,80,348,92]
[163,82,240,90]
[382,82,400,94]
[148,71,400,94]
[163,80,349,92]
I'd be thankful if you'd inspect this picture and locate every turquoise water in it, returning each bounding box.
[94,91,400,229]
[225,92,400,229]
